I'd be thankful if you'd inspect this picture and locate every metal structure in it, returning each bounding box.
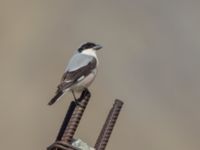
[95,99,124,150]
[47,89,123,150]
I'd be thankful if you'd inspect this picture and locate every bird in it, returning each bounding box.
[48,42,102,105]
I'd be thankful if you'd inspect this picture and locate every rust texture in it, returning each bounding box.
[95,99,124,150]
[56,101,76,141]
[47,89,91,150]
[61,89,91,143]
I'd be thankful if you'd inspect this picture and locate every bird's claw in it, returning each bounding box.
[74,99,84,108]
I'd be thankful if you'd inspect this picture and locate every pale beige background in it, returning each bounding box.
[0,1,200,150]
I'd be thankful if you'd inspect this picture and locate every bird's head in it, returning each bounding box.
[78,42,102,53]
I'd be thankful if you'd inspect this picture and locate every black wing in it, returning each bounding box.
[57,57,97,91]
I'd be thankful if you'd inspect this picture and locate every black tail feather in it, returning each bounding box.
[48,90,63,105]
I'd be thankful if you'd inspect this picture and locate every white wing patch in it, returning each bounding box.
[77,76,85,82]
[65,80,72,83]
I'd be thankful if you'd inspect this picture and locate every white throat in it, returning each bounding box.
[82,49,97,58]
[81,49,99,65]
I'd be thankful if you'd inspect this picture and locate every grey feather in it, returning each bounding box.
[57,54,97,91]
[66,53,94,72]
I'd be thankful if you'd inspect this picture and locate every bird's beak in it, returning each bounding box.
[94,44,102,50]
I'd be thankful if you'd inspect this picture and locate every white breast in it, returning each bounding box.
[73,69,97,92]
[81,49,99,66]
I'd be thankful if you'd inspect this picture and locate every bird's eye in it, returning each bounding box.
[79,43,96,52]
[87,43,95,49]
[84,45,88,49]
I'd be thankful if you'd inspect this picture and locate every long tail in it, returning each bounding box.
[48,90,64,105]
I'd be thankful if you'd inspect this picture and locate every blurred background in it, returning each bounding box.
[0,0,200,150]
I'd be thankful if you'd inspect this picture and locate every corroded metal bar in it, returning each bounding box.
[61,89,91,143]
[56,101,76,141]
[95,99,124,150]
[47,89,91,150]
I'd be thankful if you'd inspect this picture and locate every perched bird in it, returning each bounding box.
[48,42,102,105]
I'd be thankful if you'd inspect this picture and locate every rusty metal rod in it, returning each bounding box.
[61,89,91,144]
[47,89,91,150]
[56,101,76,141]
[95,99,124,150]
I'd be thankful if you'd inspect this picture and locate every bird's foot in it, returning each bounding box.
[74,99,84,108]
[74,88,91,108]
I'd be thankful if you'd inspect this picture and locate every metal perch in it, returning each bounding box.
[95,99,124,150]
[47,89,91,150]
[47,90,124,150]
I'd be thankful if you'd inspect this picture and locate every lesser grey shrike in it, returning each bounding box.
[48,42,102,105]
